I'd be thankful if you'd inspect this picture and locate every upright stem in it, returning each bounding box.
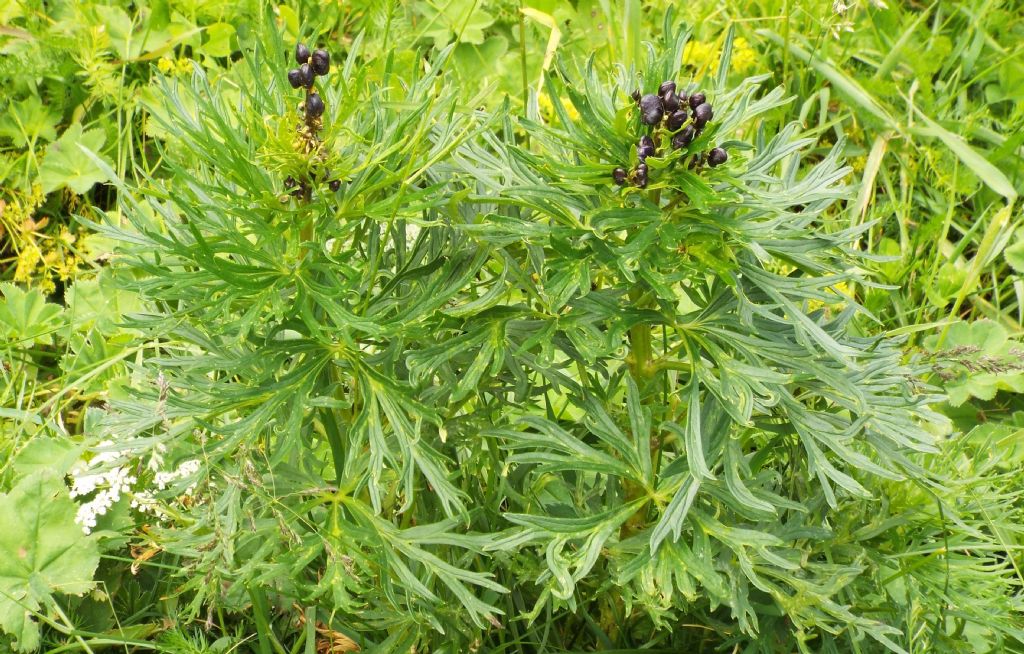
[627,285,653,380]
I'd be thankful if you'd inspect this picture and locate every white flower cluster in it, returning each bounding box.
[68,440,201,534]
[70,441,137,534]
[131,459,201,515]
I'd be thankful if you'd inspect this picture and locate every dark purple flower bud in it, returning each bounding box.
[658,80,676,96]
[688,92,706,110]
[311,49,330,76]
[661,90,680,113]
[287,69,303,89]
[666,109,688,131]
[296,43,311,65]
[639,94,664,125]
[635,162,648,188]
[306,93,325,118]
[329,179,341,192]
[708,147,728,167]
[613,167,627,185]
[671,124,696,149]
[692,102,713,127]
[637,135,656,159]
[299,63,315,88]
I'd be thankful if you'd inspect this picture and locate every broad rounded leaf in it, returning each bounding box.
[0,473,100,652]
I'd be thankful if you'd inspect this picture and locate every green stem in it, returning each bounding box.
[628,285,653,380]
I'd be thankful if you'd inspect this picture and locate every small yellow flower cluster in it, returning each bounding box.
[808,281,854,312]
[683,39,717,72]
[3,186,85,292]
[157,56,195,76]
[537,93,580,124]
[683,37,760,75]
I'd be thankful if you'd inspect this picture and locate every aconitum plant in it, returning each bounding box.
[84,23,953,654]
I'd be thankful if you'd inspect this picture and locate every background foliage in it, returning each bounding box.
[1,0,1023,653]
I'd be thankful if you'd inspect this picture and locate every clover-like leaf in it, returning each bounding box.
[0,473,100,652]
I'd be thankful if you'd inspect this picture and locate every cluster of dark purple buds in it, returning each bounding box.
[614,80,728,188]
[284,171,341,200]
[287,43,330,119]
[282,42,341,200]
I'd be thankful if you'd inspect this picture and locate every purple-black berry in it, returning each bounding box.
[613,167,627,185]
[708,147,728,167]
[287,69,303,89]
[688,92,706,110]
[329,179,341,192]
[296,43,311,65]
[658,80,676,96]
[311,49,330,76]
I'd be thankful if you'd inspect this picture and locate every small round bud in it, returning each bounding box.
[639,94,664,125]
[612,167,627,185]
[299,63,315,88]
[661,90,680,113]
[637,135,656,159]
[306,93,325,118]
[666,109,688,131]
[658,80,676,96]
[311,49,330,76]
[329,179,341,192]
[671,124,696,150]
[635,163,649,188]
[708,147,728,167]
[692,102,713,127]
[688,92,706,110]
[296,43,311,65]
[287,69,303,89]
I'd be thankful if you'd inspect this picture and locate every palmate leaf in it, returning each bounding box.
[0,473,100,652]
[37,123,113,195]
[0,284,65,347]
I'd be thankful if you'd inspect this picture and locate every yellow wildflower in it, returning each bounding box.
[808,281,854,312]
[685,37,762,76]
[731,38,759,74]
[683,40,717,72]
[14,243,42,283]
[157,56,195,77]
[537,93,580,124]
